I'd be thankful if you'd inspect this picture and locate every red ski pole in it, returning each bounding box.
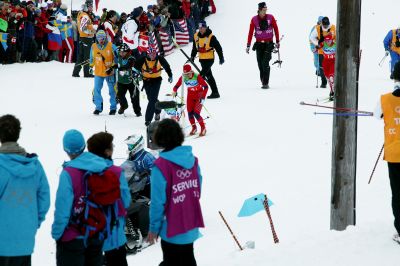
[300,101,373,115]
[264,195,279,244]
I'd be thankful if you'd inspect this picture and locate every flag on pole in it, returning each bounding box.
[159,27,174,56]
[0,18,8,32]
[138,33,149,54]
[95,0,100,11]
[173,19,189,46]
[238,193,273,217]
[149,31,160,55]
[0,33,8,51]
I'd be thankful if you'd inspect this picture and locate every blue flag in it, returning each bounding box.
[0,33,8,51]
[238,193,273,217]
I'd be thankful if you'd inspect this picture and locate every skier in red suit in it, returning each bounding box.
[172,64,209,136]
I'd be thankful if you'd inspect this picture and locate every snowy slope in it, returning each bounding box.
[1,0,400,265]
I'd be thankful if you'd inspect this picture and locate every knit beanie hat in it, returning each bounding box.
[258,2,266,10]
[63,129,85,155]
[183,64,192,74]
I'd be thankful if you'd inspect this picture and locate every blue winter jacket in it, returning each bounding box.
[384,29,400,52]
[0,154,50,256]
[52,152,131,247]
[149,146,203,245]
[103,159,131,251]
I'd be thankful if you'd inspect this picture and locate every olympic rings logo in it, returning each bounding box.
[176,169,192,179]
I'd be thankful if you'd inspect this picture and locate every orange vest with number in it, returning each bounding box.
[142,58,162,79]
[381,93,400,162]
[391,29,400,54]
[92,42,114,77]
[194,32,214,60]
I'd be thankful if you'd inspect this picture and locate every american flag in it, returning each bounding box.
[158,27,175,56]
[149,31,160,55]
[173,19,189,46]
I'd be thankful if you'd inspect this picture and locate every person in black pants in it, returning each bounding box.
[375,62,400,243]
[116,44,142,116]
[72,4,96,77]
[135,47,173,126]
[159,240,196,266]
[191,20,224,98]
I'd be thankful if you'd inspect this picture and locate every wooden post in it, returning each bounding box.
[330,0,362,230]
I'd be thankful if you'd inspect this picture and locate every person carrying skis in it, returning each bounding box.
[190,20,224,99]
[147,118,204,266]
[172,64,209,136]
[89,30,118,115]
[309,16,336,89]
[321,33,336,100]
[374,62,400,244]
[116,43,142,116]
[134,46,173,126]
[309,16,324,84]
[384,26,400,79]
[246,2,280,89]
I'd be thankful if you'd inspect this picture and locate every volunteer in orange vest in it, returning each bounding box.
[190,20,224,99]
[374,61,400,244]
[309,16,336,89]
[72,3,97,78]
[134,46,173,126]
[384,27,400,79]
[89,30,118,115]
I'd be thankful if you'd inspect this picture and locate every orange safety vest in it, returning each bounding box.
[77,11,95,38]
[91,42,114,77]
[316,24,336,55]
[142,58,162,79]
[381,93,400,162]
[194,32,214,60]
[391,29,400,54]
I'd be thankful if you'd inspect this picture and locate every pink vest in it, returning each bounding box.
[252,14,274,40]
[155,157,204,238]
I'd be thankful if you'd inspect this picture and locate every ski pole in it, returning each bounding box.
[263,195,279,244]
[75,59,90,67]
[183,116,210,130]
[172,37,203,75]
[300,101,373,115]
[175,94,212,118]
[313,112,373,117]
[378,53,388,67]
[368,144,384,184]
[218,211,243,251]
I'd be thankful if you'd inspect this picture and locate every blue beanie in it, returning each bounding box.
[63,129,85,155]
[96,30,106,41]
[198,20,207,28]
[318,16,324,24]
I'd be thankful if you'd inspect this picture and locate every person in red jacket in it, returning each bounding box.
[246,2,280,89]
[172,64,208,137]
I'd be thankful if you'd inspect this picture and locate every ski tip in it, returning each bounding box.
[299,101,305,105]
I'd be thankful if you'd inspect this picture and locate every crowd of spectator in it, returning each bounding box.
[0,0,216,64]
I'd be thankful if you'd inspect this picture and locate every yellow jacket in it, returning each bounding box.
[90,42,115,77]
[194,32,214,60]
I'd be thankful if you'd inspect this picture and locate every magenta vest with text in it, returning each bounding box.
[155,157,204,238]
[252,14,274,40]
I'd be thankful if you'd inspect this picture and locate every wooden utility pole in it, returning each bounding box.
[330,0,362,230]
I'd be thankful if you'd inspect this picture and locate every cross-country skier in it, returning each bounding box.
[309,16,336,89]
[116,43,142,116]
[171,64,208,136]
[246,2,280,89]
[383,27,400,79]
[321,33,336,100]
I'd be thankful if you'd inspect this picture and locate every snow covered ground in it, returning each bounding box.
[1,0,400,265]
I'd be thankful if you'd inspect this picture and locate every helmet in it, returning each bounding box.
[125,134,144,155]
[118,43,130,52]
